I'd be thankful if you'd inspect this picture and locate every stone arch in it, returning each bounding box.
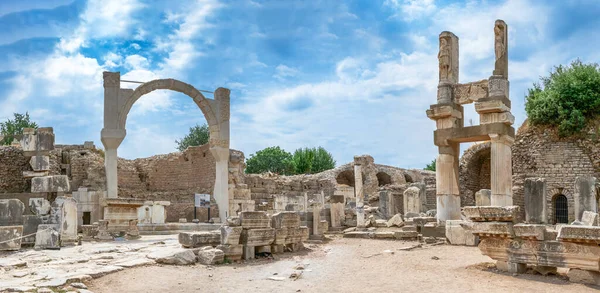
[459,142,491,206]
[336,170,355,187]
[376,172,392,186]
[404,173,414,183]
[101,72,231,221]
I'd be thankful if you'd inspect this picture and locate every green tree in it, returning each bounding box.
[175,123,210,151]
[245,146,295,175]
[424,159,436,171]
[1,112,38,145]
[525,60,600,137]
[309,147,336,173]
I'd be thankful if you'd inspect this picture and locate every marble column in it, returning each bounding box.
[210,146,230,222]
[101,128,125,199]
[312,204,321,236]
[490,134,514,206]
[354,163,365,228]
[436,144,460,223]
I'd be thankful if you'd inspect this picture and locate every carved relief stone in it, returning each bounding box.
[480,112,514,125]
[438,31,459,84]
[454,80,489,104]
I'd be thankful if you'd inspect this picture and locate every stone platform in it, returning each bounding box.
[138,223,221,235]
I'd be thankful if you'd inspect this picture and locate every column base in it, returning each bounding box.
[436,194,461,223]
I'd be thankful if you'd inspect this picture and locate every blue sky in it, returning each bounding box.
[1,0,600,168]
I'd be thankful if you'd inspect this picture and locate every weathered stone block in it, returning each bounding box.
[299,226,309,241]
[149,249,197,265]
[412,217,436,226]
[220,226,242,245]
[271,211,300,229]
[513,224,546,240]
[243,245,255,260]
[0,199,25,226]
[34,224,60,250]
[22,215,42,245]
[557,225,600,243]
[29,198,51,215]
[226,216,241,226]
[198,247,224,265]
[394,231,418,240]
[81,225,99,241]
[178,231,221,248]
[446,220,477,246]
[29,155,50,171]
[239,211,270,229]
[273,228,288,245]
[216,244,243,261]
[422,223,445,238]
[0,226,23,251]
[568,269,600,286]
[475,189,491,206]
[524,178,547,224]
[575,177,597,222]
[54,196,78,244]
[472,222,514,238]
[386,213,404,227]
[508,262,527,274]
[240,228,275,246]
[31,175,71,193]
[581,211,599,226]
[403,186,422,215]
[463,206,519,222]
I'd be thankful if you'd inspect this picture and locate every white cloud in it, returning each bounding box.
[274,65,299,80]
[385,0,436,21]
[125,54,150,70]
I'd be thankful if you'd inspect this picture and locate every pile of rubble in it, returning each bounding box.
[178,211,309,264]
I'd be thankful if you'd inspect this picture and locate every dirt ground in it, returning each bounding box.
[89,237,599,293]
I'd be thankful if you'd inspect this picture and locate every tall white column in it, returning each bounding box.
[490,134,514,206]
[210,146,230,222]
[436,144,460,223]
[354,163,365,228]
[101,128,125,199]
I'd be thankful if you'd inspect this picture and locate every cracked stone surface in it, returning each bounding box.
[0,235,184,292]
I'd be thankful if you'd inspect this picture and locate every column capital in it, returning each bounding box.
[103,71,120,88]
[210,146,230,161]
[101,128,126,149]
[489,133,514,145]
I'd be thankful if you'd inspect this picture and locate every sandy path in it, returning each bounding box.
[89,237,598,293]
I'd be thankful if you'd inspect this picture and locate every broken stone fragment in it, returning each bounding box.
[29,155,50,171]
[581,211,599,226]
[0,225,23,251]
[271,211,301,229]
[220,226,242,245]
[29,198,51,215]
[31,175,71,193]
[240,228,275,246]
[239,211,270,229]
[198,248,225,265]
[216,244,243,261]
[34,224,60,250]
[148,249,197,265]
[0,199,25,226]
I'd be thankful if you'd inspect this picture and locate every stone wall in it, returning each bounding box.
[0,146,62,193]
[512,121,598,223]
[459,142,492,206]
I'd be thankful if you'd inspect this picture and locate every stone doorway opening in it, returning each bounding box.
[336,170,355,187]
[553,194,568,224]
[376,172,392,186]
[82,211,91,225]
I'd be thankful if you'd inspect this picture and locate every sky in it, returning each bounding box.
[1,0,599,169]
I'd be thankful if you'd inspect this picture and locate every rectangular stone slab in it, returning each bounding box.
[509,240,600,272]
[216,244,243,261]
[463,206,519,222]
[557,226,600,243]
[271,211,301,229]
[239,211,270,229]
[0,199,25,226]
[240,228,275,246]
[178,231,221,248]
[0,226,23,251]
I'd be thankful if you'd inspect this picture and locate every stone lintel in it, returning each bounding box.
[463,206,519,222]
[472,222,514,238]
[480,112,514,126]
[513,224,547,241]
[477,96,511,109]
[433,123,514,146]
[101,198,145,207]
[426,103,462,121]
[557,225,600,243]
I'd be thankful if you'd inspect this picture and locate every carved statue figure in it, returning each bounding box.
[438,38,451,82]
[494,23,505,62]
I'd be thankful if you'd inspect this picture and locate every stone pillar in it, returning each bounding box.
[490,134,513,206]
[101,129,126,199]
[476,189,491,206]
[575,176,597,222]
[312,204,321,237]
[354,163,365,228]
[210,146,230,222]
[524,178,547,224]
[436,145,460,223]
[403,187,421,216]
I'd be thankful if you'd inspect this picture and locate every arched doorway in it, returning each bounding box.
[336,170,355,187]
[458,142,491,206]
[376,172,392,186]
[101,72,231,221]
[553,194,569,224]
